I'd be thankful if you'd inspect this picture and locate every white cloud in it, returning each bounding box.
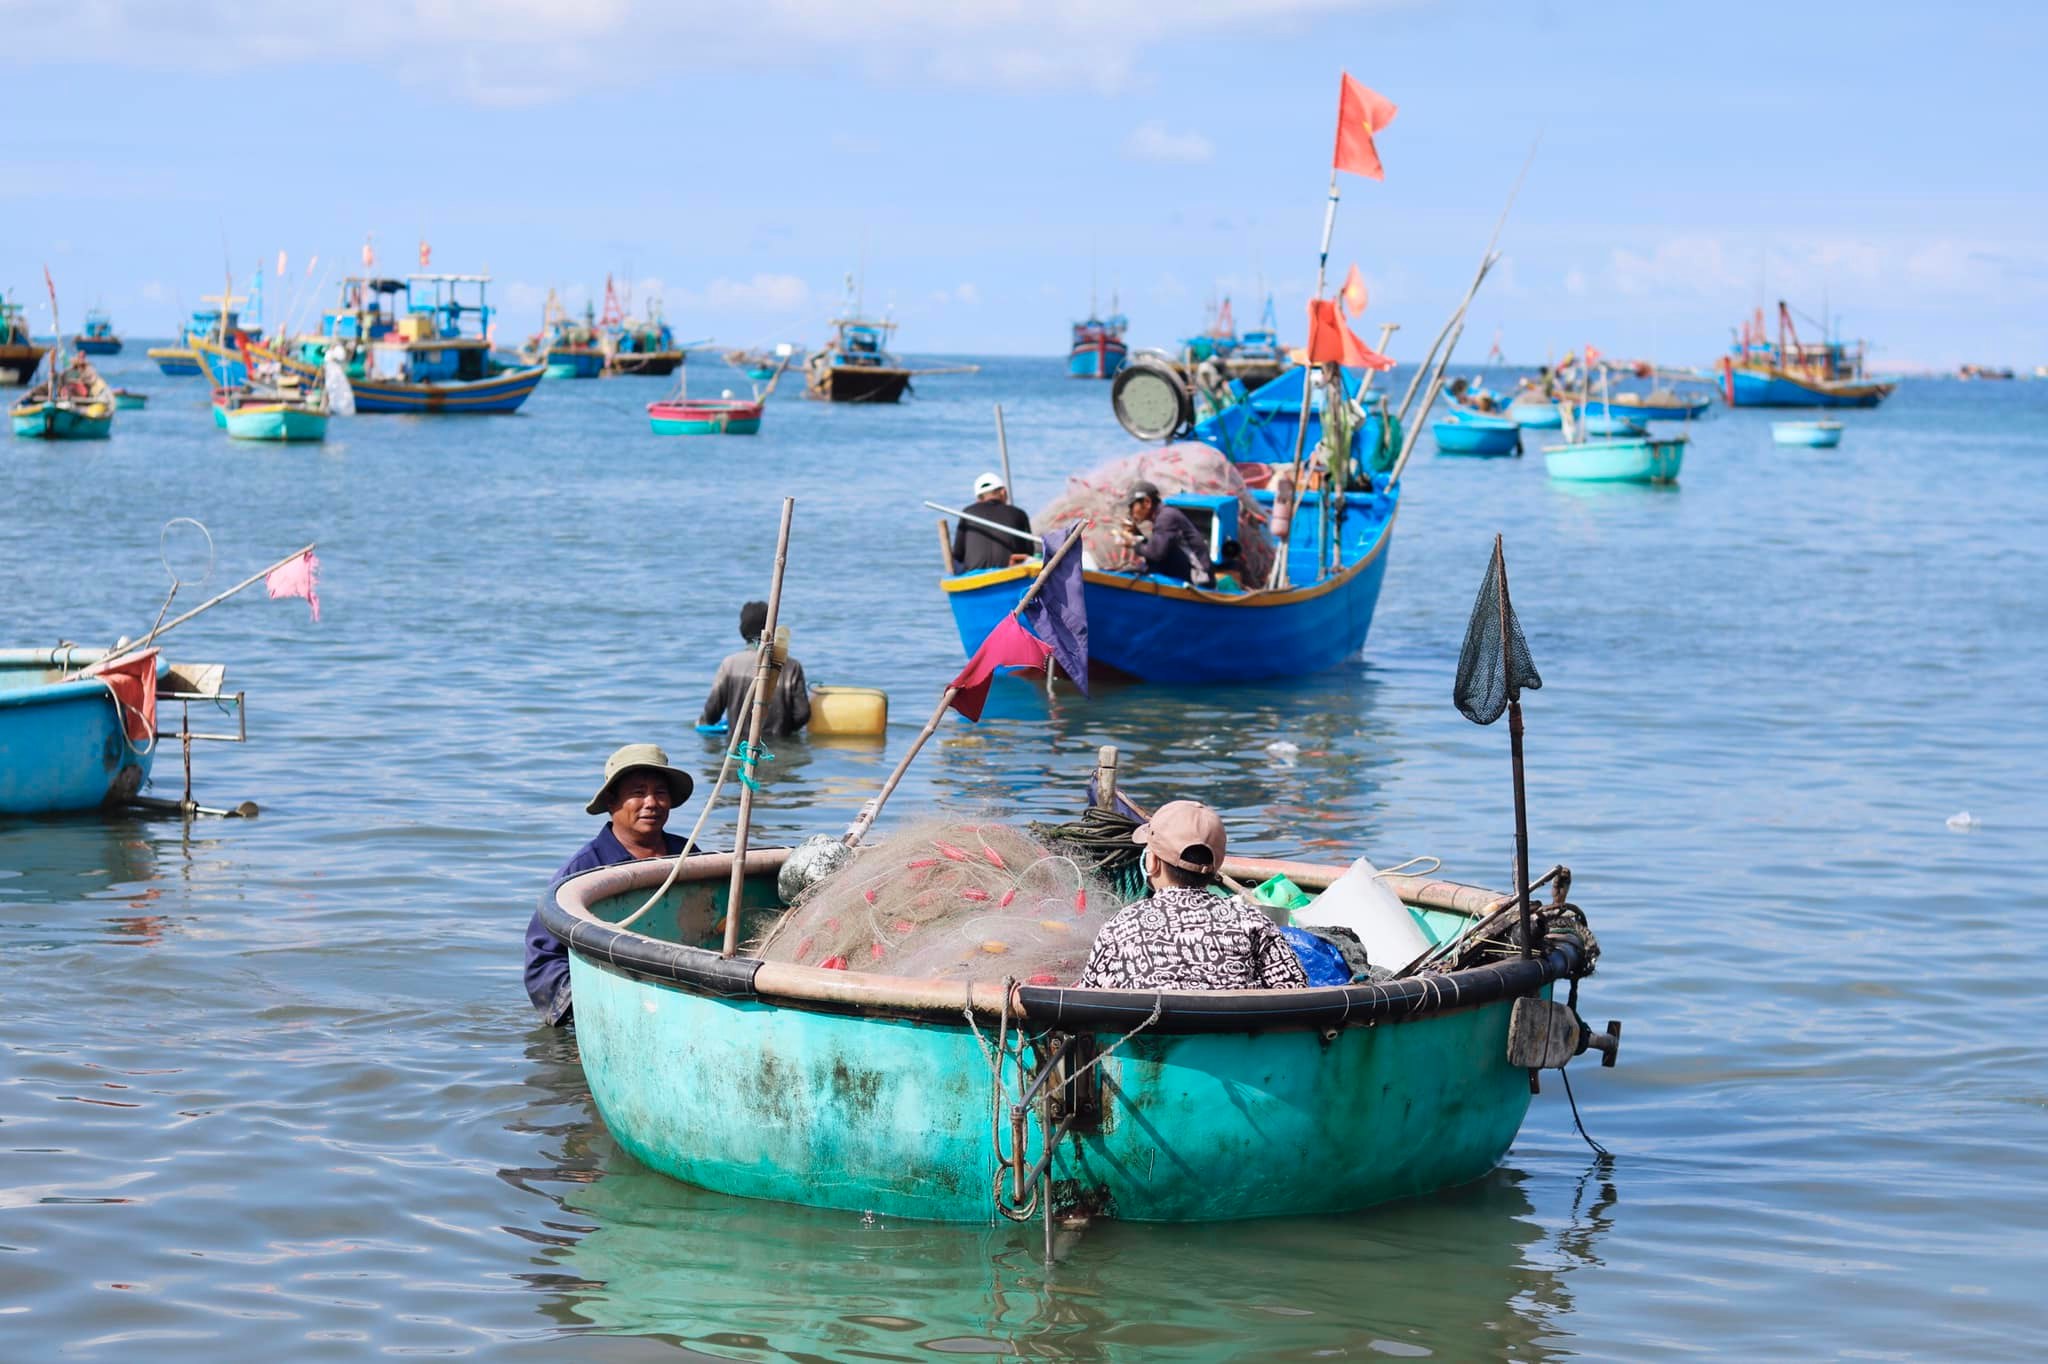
[140,280,166,302]
[696,274,811,312]
[929,283,980,305]
[1607,235,1745,297]
[1563,267,1587,296]
[1124,119,1213,164]
[0,1,1401,104]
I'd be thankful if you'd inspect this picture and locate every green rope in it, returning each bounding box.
[730,739,775,792]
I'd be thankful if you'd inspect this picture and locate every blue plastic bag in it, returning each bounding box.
[1280,926,1352,987]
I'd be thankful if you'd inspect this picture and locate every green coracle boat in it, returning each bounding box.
[545,834,1610,1225]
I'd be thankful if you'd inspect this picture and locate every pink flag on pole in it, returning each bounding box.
[266,551,322,622]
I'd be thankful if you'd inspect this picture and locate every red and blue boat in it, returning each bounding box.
[1067,302,1128,379]
[1722,302,1893,408]
[261,273,544,414]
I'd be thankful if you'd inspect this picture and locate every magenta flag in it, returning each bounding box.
[266,551,322,622]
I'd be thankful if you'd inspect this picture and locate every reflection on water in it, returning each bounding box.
[502,1043,1603,1362]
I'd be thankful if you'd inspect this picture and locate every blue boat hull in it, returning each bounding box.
[1542,436,1686,484]
[1582,396,1711,422]
[942,491,1398,683]
[1507,400,1562,428]
[0,651,162,815]
[74,337,122,356]
[1434,418,1520,455]
[1727,367,1888,408]
[1068,341,1129,379]
[1771,422,1844,448]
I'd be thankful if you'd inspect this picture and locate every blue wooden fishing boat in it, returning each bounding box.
[1434,412,1521,455]
[263,274,545,414]
[147,293,259,378]
[541,822,1609,1224]
[0,297,49,386]
[946,363,1403,683]
[1506,397,1562,428]
[0,647,166,814]
[113,389,146,411]
[1722,301,1892,408]
[1582,392,1711,422]
[1771,420,1843,448]
[1543,435,1685,483]
[1226,294,1289,386]
[523,290,606,378]
[11,358,115,439]
[74,309,122,355]
[1068,307,1129,380]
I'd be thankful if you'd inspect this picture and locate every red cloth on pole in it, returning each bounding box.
[1306,299,1396,371]
[1333,74,1398,181]
[88,648,159,743]
[947,616,1051,722]
[1340,263,1369,318]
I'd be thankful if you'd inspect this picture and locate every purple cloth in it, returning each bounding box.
[1023,527,1089,694]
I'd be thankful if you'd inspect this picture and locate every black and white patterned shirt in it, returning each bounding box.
[1078,886,1309,991]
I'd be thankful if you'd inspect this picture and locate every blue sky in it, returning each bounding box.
[4,0,2041,368]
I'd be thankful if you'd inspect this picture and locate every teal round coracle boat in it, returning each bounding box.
[1543,435,1686,484]
[1771,420,1843,448]
[544,840,1609,1225]
[1506,398,1562,428]
[1434,413,1521,456]
[217,400,329,442]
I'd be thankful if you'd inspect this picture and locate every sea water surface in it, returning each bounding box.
[2,351,2045,1360]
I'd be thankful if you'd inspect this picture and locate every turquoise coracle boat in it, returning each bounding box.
[1543,435,1686,484]
[544,840,1608,1224]
[0,647,166,814]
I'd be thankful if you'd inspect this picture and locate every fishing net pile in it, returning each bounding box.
[754,819,1123,984]
[1033,443,1277,585]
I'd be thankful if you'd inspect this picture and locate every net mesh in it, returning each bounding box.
[1033,442,1277,585]
[753,818,1121,984]
[1454,544,1542,725]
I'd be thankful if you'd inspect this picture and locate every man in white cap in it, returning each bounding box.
[524,744,699,1026]
[951,471,1034,573]
[1078,801,1308,991]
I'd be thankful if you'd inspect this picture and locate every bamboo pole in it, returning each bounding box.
[1494,535,1535,960]
[1386,320,1464,486]
[722,498,797,958]
[72,543,318,679]
[843,527,1082,848]
[994,402,1014,499]
[936,517,957,574]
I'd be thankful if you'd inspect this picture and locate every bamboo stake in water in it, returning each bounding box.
[844,528,1083,848]
[722,498,797,958]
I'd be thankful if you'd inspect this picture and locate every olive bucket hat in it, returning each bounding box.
[586,743,695,815]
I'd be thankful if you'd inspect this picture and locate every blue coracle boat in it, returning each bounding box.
[1434,412,1520,455]
[943,363,1402,683]
[0,647,166,815]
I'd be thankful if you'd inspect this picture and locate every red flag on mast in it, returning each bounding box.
[1306,299,1395,370]
[1340,263,1369,318]
[1332,74,1398,181]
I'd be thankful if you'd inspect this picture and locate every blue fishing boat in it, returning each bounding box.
[74,309,122,355]
[1722,301,1892,408]
[11,357,115,440]
[262,274,545,414]
[1543,435,1686,483]
[1068,306,1129,380]
[541,810,1610,1224]
[0,647,166,814]
[1434,413,1521,455]
[147,293,259,378]
[1771,420,1843,448]
[1507,397,1562,428]
[1227,294,1290,386]
[521,290,605,379]
[1582,392,1711,422]
[946,363,1404,683]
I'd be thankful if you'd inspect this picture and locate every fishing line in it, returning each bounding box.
[1559,1063,1609,1159]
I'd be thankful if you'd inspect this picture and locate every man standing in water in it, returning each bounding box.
[524,744,697,1027]
[701,601,811,735]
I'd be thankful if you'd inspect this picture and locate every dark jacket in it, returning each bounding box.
[953,499,1034,572]
[1135,504,1213,585]
[700,648,811,734]
[525,823,690,1026]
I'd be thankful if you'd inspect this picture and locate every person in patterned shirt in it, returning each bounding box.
[1078,801,1309,991]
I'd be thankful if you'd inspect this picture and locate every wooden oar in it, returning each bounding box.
[843,526,1082,848]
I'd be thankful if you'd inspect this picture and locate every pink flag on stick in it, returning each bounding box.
[266,550,322,622]
[947,616,1051,722]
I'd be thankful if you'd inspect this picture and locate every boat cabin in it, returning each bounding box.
[316,274,497,383]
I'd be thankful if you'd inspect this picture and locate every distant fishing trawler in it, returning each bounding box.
[522,290,606,379]
[261,273,545,414]
[1722,301,1893,407]
[147,293,260,377]
[0,296,48,385]
[598,276,685,377]
[74,309,122,355]
[1068,297,1128,379]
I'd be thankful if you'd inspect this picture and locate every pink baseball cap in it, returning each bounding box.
[1132,800,1227,873]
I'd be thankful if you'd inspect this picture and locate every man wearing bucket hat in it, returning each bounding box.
[951,471,1034,573]
[523,744,699,1026]
[1078,801,1308,991]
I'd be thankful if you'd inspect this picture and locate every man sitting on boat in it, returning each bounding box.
[700,601,811,735]
[952,472,1033,573]
[524,744,698,1026]
[1078,801,1307,991]
[1122,481,1214,587]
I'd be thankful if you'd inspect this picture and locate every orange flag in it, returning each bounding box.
[1340,263,1369,318]
[1333,73,1398,181]
[1306,299,1395,370]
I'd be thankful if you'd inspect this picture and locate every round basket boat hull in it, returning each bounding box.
[1543,436,1685,483]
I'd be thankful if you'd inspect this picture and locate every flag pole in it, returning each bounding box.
[1269,166,1344,590]
[1495,534,1535,959]
[721,497,796,958]
[843,528,1084,848]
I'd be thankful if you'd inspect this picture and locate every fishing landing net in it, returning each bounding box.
[1033,442,1278,585]
[753,818,1123,984]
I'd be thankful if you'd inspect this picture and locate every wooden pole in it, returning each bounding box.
[721,497,796,958]
[936,517,956,574]
[1386,320,1465,486]
[1091,745,1119,810]
[1494,534,1534,960]
[74,542,318,678]
[994,402,1014,501]
[844,527,1083,847]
